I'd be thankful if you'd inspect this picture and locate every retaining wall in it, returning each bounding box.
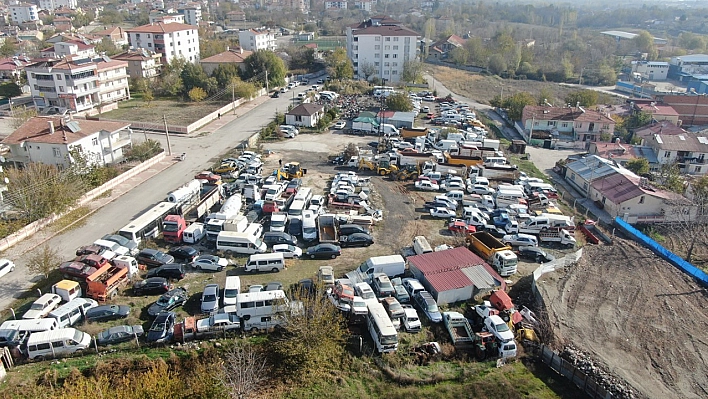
[540,345,613,399]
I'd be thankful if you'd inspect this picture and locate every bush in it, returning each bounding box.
[124,139,163,162]
[188,87,208,102]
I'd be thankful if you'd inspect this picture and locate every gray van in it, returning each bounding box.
[48,298,98,328]
[245,253,285,273]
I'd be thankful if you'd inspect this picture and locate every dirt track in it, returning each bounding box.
[537,238,708,399]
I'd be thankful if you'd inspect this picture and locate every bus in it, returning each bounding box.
[373,86,395,98]
[366,302,398,353]
[118,202,176,245]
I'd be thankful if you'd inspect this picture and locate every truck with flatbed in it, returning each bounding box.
[579,219,612,245]
[538,228,576,247]
[162,182,223,243]
[400,126,429,139]
[85,261,130,302]
[467,231,518,276]
[443,311,475,349]
[317,214,338,243]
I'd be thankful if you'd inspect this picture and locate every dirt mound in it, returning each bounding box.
[536,238,708,399]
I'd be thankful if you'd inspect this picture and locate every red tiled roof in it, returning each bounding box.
[287,103,324,116]
[96,59,128,70]
[635,103,679,116]
[634,121,686,138]
[200,48,252,64]
[521,105,615,125]
[591,171,685,204]
[113,50,159,61]
[408,246,486,274]
[126,22,195,34]
[0,58,26,71]
[2,117,130,145]
[408,247,505,292]
[303,43,317,49]
[92,26,124,36]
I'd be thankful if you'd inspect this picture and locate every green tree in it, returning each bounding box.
[488,53,507,75]
[188,87,207,102]
[95,38,120,56]
[0,40,17,57]
[625,158,649,175]
[0,82,22,98]
[657,162,685,193]
[358,61,376,81]
[401,60,423,83]
[230,78,258,99]
[325,48,354,80]
[537,87,555,106]
[633,30,658,60]
[27,245,59,279]
[241,50,287,88]
[502,92,536,121]
[565,90,599,107]
[181,63,212,94]
[10,105,38,129]
[385,92,414,112]
[124,139,163,162]
[449,47,469,66]
[463,36,487,66]
[212,64,241,88]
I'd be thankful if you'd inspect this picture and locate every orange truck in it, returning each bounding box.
[86,263,129,302]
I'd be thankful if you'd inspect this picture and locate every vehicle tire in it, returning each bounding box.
[379,170,387,176]
[272,268,280,273]
[218,267,224,272]
[242,314,250,321]
[331,254,337,259]
[225,250,233,256]
[196,265,201,271]
[35,356,45,362]
[250,327,259,333]
[110,290,118,300]
[310,255,316,259]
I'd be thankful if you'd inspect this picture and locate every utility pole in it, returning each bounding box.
[579,67,585,85]
[265,70,269,92]
[232,83,236,115]
[163,114,172,156]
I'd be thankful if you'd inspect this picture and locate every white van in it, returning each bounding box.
[0,318,59,336]
[302,210,318,241]
[234,290,290,331]
[264,184,286,201]
[445,190,465,203]
[294,187,313,204]
[26,328,92,360]
[183,222,206,244]
[309,195,325,213]
[48,298,98,328]
[51,280,82,303]
[223,276,241,306]
[244,222,263,239]
[216,231,267,255]
[245,253,285,273]
[287,199,307,219]
[413,236,433,255]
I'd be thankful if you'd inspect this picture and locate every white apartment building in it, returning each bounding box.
[353,1,372,11]
[325,1,347,9]
[631,61,669,81]
[96,59,130,107]
[346,19,419,83]
[38,0,78,12]
[148,13,184,24]
[10,3,39,23]
[113,49,162,80]
[126,22,200,64]
[180,4,201,26]
[27,58,100,113]
[238,29,276,52]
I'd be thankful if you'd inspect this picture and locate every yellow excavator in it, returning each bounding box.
[391,163,420,181]
[276,162,305,180]
[358,156,398,176]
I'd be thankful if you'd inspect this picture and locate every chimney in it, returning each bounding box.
[615,137,620,144]
[48,120,55,135]
[226,45,229,52]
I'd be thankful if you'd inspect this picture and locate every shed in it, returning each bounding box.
[382,111,416,129]
[407,247,505,305]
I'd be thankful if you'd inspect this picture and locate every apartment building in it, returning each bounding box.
[96,59,130,108]
[10,3,39,23]
[113,49,162,80]
[353,1,372,12]
[179,4,202,26]
[126,22,200,64]
[238,29,276,52]
[38,0,78,12]
[325,1,347,9]
[346,17,419,83]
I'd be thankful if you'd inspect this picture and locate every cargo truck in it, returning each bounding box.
[467,231,518,276]
[162,183,222,243]
[345,255,406,285]
[206,215,247,242]
[85,261,131,302]
[443,311,475,350]
[400,126,429,139]
[317,214,338,243]
[538,229,576,247]
[205,195,244,241]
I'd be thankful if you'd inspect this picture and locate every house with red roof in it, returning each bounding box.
[521,104,616,144]
[285,103,325,127]
[1,116,132,168]
[126,22,200,65]
[0,56,29,84]
[407,246,505,305]
[428,34,466,60]
[199,46,252,75]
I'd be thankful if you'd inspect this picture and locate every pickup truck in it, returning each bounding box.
[195,313,241,336]
[443,311,475,349]
[538,229,576,247]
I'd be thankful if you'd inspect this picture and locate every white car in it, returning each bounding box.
[415,180,439,191]
[468,184,495,195]
[484,315,515,342]
[272,244,302,258]
[502,233,538,247]
[333,121,346,129]
[23,293,62,320]
[422,106,430,113]
[192,254,229,271]
[442,180,465,191]
[396,142,414,150]
[0,259,15,280]
[430,207,456,219]
[423,95,436,102]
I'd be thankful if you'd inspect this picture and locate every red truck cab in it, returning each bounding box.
[163,215,186,243]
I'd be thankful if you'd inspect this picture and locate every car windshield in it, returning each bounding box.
[379,281,393,290]
[381,334,398,345]
[342,287,354,297]
[303,227,316,234]
[151,321,166,331]
[30,303,46,310]
[204,294,217,302]
[73,329,84,343]
[360,290,374,300]
[163,224,179,232]
[496,322,510,332]
[157,296,170,305]
[271,220,286,227]
[427,301,439,313]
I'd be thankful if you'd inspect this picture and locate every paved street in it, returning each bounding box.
[0,85,314,311]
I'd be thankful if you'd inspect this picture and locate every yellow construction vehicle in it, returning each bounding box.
[391,163,421,181]
[276,162,305,180]
[358,156,398,176]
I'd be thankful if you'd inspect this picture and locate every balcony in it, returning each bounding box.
[102,132,131,154]
[677,156,706,165]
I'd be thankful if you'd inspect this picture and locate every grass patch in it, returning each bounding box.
[507,154,548,181]
[49,206,92,233]
[100,98,228,126]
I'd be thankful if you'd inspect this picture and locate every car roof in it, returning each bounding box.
[204,284,219,294]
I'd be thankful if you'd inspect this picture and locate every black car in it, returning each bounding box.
[264,281,283,291]
[288,218,303,236]
[146,263,186,280]
[271,91,280,98]
[305,243,342,259]
[286,178,302,193]
[290,278,315,298]
[517,246,556,263]
[168,246,200,263]
[95,325,144,346]
[339,232,374,248]
[262,232,297,247]
[133,277,171,296]
[331,156,346,165]
[136,249,175,268]
[146,311,176,344]
[147,287,188,317]
[338,224,368,236]
[85,305,131,322]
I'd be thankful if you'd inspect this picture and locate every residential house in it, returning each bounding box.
[285,103,325,127]
[52,16,72,32]
[38,0,78,12]
[589,170,693,224]
[588,141,659,170]
[91,26,128,47]
[0,56,29,84]
[634,122,708,176]
[563,155,622,197]
[225,11,246,27]
[346,17,419,83]
[113,49,162,80]
[95,59,130,111]
[52,6,77,18]
[1,116,133,168]
[199,46,252,75]
[40,40,95,58]
[631,61,669,81]
[148,12,185,24]
[10,3,39,24]
[324,1,347,9]
[428,34,466,60]
[632,100,680,125]
[238,29,276,51]
[520,105,616,143]
[126,22,200,65]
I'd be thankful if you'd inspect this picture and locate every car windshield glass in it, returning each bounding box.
[427,301,439,313]
[224,289,238,298]
[303,227,316,234]
[30,303,45,310]
[271,220,285,227]
[163,224,179,232]
[73,329,84,343]
[151,321,166,331]
[496,322,510,332]
[361,290,374,300]
[381,334,398,345]
[380,281,393,290]
[157,296,170,305]
[204,294,217,302]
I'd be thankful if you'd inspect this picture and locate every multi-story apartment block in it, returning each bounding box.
[148,12,185,24]
[38,0,78,12]
[40,40,95,59]
[353,1,372,11]
[96,59,130,107]
[179,4,201,26]
[126,22,200,64]
[113,49,162,80]
[325,1,347,10]
[10,3,39,24]
[346,17,419,83]
[238,29,276,52]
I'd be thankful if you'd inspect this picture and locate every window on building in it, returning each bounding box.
[562,122,569,128]
[56,74,61,80]
[697,166,702,173]
[375,37,380,41]
[393,62,398,66]
[603,124,610,129]
[148,43,152,47]
[639,196,644,204]
[374,62,380,67]
[59,86,63,91]
[375,45,380,50]
[384,54,389,58]
[393,54,397,58]
[394,37,399,41]
[664,151,671,157]
[575,122,582,128]
[548,121,556,126]
[374,54,379,58]
[384,70,389,75]
[393,45,398,50]
[385,37,390,41]
[92,138,98,146]
[534,121,539,126]
[135,34,140,38]
[392,70,397,75]
[53,148,61,157]
[147,34,150,38]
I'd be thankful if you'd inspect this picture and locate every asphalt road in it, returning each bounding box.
[0,84,315,311]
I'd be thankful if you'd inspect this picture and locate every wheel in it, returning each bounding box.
[331,254,337,259]
[272,268,280,273]
[379,170,387,176]
[242,314,250,321]
[35,356,45,362]
[225,250,233,256]
[196,265,201,271]
[310,254,316,259]
[218,267,224,272]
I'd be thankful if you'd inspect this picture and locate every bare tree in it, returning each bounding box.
[27,244,59,279]
[10,105,38,129]
[221,343,269,399]
[358,61,376,81]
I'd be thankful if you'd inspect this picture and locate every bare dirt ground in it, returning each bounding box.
[536,237,708,399]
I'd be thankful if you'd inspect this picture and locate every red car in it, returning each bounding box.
[425,113,435,120]
[75,254,110,269]
[59,261,97,281]
[194,171,222,183]
[448,219,476,235]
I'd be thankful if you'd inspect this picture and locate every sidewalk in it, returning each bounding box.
[187,94,272,136]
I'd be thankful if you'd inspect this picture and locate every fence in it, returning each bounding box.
[540,345,613,399]
[0,152,167,253]
[613,217,708,286]
[531,248,583,297]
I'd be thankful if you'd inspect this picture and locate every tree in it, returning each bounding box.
[181,63,212,95]
[221,343,269,399]
[564,89,598,107]
[27,245,59,279]
[401,60,423,84]
[386,92,414,112]
[10,105,38,129]
[449,47,469,66]
[0,40,17,57]
[95,38,120,56]
[188,87,207,102]
[656,162,685,193]
[358,61,376,81]
[0,82,22,98]
[633,31,657,59]
[325,48,354,80]
[212,64,241,88]
[124,139,163,162]
[230,78,258,99]
[502,92,536,121]
[241,50,287,88]
[537,87,555,106]
[488,53,507,75]
[625,158,649,175]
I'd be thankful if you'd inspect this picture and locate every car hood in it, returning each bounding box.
[147,329,169,342]
[131,325,145,336]
[147,303,166,316]
[22,310,44,319]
